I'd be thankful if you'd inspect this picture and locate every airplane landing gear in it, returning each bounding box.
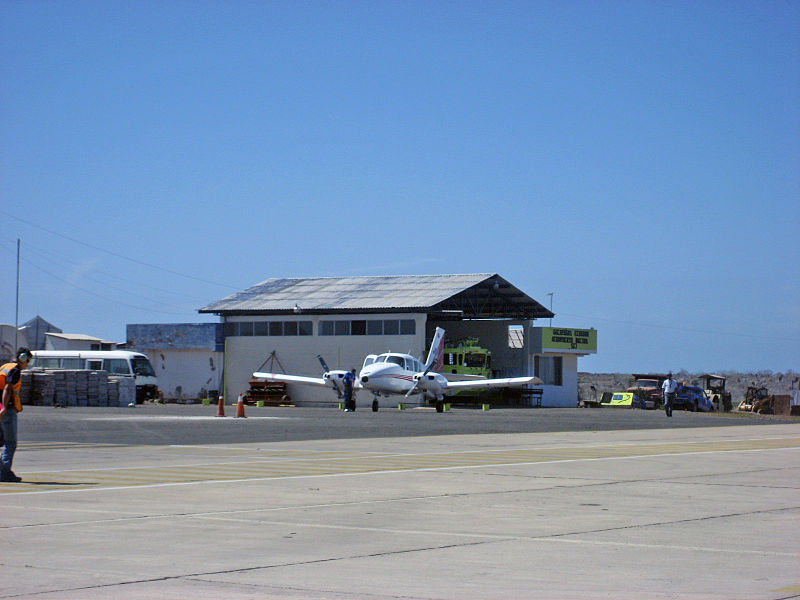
[372,398,379,412]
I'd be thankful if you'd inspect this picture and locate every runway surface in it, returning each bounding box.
[2,406,798,599]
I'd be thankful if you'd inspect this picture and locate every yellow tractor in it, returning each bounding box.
[737,386,773,414]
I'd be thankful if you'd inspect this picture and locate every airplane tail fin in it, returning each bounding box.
[424,327,446,373]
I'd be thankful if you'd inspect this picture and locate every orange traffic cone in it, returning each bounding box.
[234,393,247,418]
[215,394,226,417]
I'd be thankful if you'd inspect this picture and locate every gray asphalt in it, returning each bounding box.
[18,403,797,445]
[2,406,798,599]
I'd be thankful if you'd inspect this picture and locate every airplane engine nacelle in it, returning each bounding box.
[324,370,349,383]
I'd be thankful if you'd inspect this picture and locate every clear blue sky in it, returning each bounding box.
[2,1,798,373]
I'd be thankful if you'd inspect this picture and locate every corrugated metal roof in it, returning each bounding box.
[199,274,554,320]
[200,274,496,314]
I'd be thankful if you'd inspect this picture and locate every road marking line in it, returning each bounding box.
[3,437,798,495]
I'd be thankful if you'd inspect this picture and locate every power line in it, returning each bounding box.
[1,208,241,290]
[2,239,211,303]
[557,312,798,343]
[15,250,195,317]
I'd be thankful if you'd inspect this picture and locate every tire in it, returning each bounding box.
[372,399,379,412]
[435,400,444,413]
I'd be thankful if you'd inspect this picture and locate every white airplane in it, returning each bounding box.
[253,327,541,412]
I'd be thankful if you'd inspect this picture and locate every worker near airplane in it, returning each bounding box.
[343,368,357,412]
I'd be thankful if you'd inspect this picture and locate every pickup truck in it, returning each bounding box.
[626,374,667,409]
[674,384,715,412]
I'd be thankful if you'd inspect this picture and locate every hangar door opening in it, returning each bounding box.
[427,321,531,380]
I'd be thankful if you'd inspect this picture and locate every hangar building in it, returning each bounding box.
[199,273,596,407]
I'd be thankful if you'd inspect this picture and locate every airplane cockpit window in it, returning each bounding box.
[375,355,388,363]
[386,356,405,366]
[363,356,375,368]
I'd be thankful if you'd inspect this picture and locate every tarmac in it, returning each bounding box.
[1,406,799,599]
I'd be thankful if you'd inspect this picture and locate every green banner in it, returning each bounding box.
[538,327,597,353]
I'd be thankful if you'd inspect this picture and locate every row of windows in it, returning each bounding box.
[223,319,416,337]
[224,321,313,337]
[319,319,415,336]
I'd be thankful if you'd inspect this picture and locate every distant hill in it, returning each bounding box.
[578,371,799,406]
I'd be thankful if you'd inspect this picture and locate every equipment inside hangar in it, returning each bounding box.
[199,273,596,407]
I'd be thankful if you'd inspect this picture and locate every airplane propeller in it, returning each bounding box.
[405,364,433,398]
[317,354,343,399]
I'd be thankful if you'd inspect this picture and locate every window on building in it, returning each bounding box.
[298,321,312,336]
[269,322,283,336]
[334,321,350,335]
[283,321,298,336]
[383,320,399,335]
[400,319,415,335]
[254,322,269,336]
[239,322,254,336]
[320,321,334,336]
[351,320,366,335]
[534,356,563,386]
[508,325,524,349]
[367,320,383,335]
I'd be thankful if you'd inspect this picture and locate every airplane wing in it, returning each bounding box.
[442,373,487,382]
[252,372,327,387]
[252,371,363,392]
[445,376,542,390]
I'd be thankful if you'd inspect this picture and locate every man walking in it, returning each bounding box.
[661,372,678,418]
[1,347,32,482]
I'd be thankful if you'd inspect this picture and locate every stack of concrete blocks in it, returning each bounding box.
[21,368,131,407]
[111,376,136,406]
[87,371,109,406]
[19,371,33,405]
[30,371,55,405]
[76,371,89,405]
[52,371,77,407]
[107,378,119,407]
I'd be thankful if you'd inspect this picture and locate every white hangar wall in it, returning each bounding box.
[223,313,427,406]
[149,349,223,401]
[127,323,224,401]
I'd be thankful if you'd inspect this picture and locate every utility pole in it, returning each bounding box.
[547,292,554,327]
[15,238,20,351]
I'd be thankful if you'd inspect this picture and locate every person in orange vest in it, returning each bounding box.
[1,347,32,482]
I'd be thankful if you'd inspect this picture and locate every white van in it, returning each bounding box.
[30,350,159,403]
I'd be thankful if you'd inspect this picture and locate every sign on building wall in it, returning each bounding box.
[530,327,597,354]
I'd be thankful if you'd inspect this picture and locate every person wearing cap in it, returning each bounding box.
[1,347,32,482]
[661,372,678,418]
[343,368,357,412]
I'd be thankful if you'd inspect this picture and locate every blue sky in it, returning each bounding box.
[1,1,798,373]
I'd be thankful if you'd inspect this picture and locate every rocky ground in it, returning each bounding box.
[578,371,799,406]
